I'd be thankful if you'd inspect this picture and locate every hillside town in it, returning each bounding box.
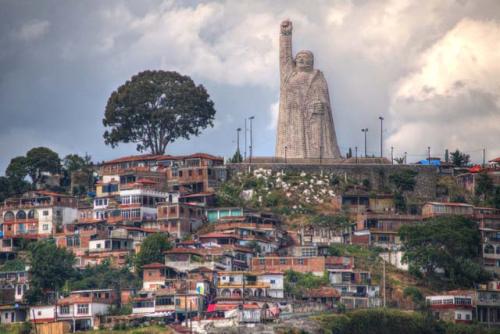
[2,2,500,333]
[0,151,499,333]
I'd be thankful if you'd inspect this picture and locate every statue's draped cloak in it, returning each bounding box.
[276,68,341,159]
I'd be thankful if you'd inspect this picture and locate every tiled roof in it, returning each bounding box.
[142,262,166,269]
[103,153,224,165]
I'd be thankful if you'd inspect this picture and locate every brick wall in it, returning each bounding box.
[251,256,325,274]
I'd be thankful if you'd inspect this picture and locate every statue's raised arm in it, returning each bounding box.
[280,20,293,81]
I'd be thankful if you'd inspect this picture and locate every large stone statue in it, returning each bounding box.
[275,20,341,160]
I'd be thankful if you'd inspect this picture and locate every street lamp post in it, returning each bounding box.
[249,116,255,163]
[361,128,368,157]
[379,116,384,158]
[244,119,247,160]
[427,146,431,164]
[355,146,358,164]
[284,145,288,164]
[391,146,394,165]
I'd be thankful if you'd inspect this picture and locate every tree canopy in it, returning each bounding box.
[25,240,75,304]
[68,260,140,296]
[284,270,330,299]
[450,149,470,167]
[103,70,216,154]
[399,215,489,288]
[134,233,172,273]
[25,147,61,185]
[6,156,28,180]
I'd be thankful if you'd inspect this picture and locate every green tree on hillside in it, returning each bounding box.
[399,215,489,288]
[63,154,87,174]
[5,156,28,180]
[229,149,243,163]
[476,172,494,202]
[284,270,330,299]
[25,147,61,185]
[103,70,216,155]
[135,233,172,273]
[25,240,75,304]
[450,149,470,167]
[389,169,418,213]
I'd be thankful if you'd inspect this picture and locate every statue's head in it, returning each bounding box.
[295,50,314,71]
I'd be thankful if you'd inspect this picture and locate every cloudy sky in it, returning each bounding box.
[1,0,500,173]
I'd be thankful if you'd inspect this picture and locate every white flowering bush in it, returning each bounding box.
[216,169,345,216]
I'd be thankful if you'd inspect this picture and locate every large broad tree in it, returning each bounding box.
[25,240,75,304]
[399,215,489,287]
[63,154,87,174]
[6,156,28,180]
[103,70,216,154]
[25,147,61,185]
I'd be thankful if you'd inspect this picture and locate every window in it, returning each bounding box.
[466,314,471,320]
[457,313,462,320]
[43,224,49,231]
[43,210,49,216]
[77,304,89,314]
[198,169,203,176]
[296,258,304,265]
[259,258,265,265]
[60,305,70,314]
[188,170,193,177]
[279,258,287,265]
[270,279,276,284]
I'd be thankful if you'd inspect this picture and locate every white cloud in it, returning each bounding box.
[387,18,500,161]
[267,100,279,130]
[14,20,50,41]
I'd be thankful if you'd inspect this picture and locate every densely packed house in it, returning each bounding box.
[1,153,500,331]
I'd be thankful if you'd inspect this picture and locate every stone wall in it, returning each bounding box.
[226,163,438,200]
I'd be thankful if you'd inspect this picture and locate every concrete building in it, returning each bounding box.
[426,294,473,324]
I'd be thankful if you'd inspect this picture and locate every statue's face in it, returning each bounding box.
[296,51,314,71]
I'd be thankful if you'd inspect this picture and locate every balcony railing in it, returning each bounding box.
[217,282,270,289]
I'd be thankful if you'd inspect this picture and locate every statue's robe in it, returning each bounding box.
[275,28,341,160]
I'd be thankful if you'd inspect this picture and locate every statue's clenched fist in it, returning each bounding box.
[281,20,292,35]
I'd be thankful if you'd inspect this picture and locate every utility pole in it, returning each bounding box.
[189,301,193,334]
[383,259,386,308]
[284,145,288,164]
[404,152,407,164]
[379,116,384,158]
[427,146,431,164]
[249,116,255,163]
[361,128,368,157]
[355,146,358,164]
[483,148,486,167]
[391,146,394,165]
[244,119,247,160]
